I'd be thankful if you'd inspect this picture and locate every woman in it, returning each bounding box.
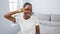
[4,2,40,34]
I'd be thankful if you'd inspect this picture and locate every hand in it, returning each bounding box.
[15,8,25,13]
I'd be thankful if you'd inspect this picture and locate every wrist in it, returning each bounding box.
[15,10,18,13]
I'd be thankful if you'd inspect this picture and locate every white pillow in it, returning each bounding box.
[51,14,60,22]
[39,14,51,21]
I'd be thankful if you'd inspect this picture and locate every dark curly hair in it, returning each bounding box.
[23,2,32,7]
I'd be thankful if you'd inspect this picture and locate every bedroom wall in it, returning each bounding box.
[31,0,60,14]
[0,0,20,34]
[0,0,9,23]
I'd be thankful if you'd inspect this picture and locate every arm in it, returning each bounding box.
[35,25,40,34]
[4,11,17,23]
[4,8,24,23]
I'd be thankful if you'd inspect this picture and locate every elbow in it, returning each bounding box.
[4,14,7,18]
[4,14,9,19]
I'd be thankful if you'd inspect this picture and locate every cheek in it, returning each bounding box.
[27,12,31,14]
[25,11,32,14]
[28,11,32,13]
[29,12,32,14]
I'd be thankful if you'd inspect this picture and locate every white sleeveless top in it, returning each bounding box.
[15,13,40,34]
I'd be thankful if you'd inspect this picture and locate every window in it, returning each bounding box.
[9,0,18,11]
[9,0,24,17]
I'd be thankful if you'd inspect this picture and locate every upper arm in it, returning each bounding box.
[35,25,40,32]
[4,15,16,23]
[35,25,40,34]
[7,17,16,23]
[34,16,40,34]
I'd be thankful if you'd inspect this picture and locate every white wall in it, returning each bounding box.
[22,0,31,3]
[31,0,60,14]
[0,0,9,23]
[18,0,23,8]
[0,0,20,34]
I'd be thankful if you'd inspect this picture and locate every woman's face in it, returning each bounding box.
[24,5,32,16]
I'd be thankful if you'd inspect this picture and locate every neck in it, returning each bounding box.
[23,15,30,20]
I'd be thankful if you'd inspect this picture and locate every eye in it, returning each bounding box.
[25,9,29,10]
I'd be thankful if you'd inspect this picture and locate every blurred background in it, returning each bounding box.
[0,0,60,24]
[0,0,60,34]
